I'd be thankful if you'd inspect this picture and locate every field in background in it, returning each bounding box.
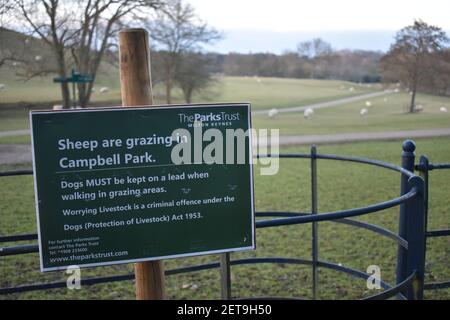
[1,76,449,144]
[0,68,378,108]
[0,138,449,300]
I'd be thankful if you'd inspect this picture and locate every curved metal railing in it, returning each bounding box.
[0,140,443,299]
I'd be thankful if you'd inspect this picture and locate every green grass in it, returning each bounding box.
[253,91,450,136]
[0,137,449,300]
[0,70,378,109]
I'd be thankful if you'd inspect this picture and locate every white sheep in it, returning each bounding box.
[394,88,400,93]
[365,101,372,107]
[360,108,368,117]
[304,108,314,119]
[99,87,109,93]
[53,105,63,110]
[415,105,424,112]
[268,108,279,118]
[440,107,448,113]
[35,55,42,62]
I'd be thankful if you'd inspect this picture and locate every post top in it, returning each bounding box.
[119,28,148,34]
[403,139,416,153]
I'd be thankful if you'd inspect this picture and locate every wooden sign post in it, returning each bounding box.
[118,28,166,300]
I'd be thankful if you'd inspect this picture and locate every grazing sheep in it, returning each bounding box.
[440,107,448,113]
[394,88,400,93]
[415,105,424,112]
[268,108,279,118]
[35,55,42,61]
[360,108,368,116]
[53,105,63,110]
[365,101,372,107]
[304,108,314,119]
[99,87,109,93]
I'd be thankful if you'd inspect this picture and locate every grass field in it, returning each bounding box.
[253,91,450,136]
[0,138,449,300]
[0,68,377,108]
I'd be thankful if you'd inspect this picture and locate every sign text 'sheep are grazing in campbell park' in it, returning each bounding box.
[31,104,255,271]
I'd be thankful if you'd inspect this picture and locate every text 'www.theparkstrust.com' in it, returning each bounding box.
[49,250,128,263]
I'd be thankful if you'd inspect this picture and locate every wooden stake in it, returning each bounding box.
[119,28,165,300]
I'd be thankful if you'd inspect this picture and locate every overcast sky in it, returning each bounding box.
[187,0,450,53]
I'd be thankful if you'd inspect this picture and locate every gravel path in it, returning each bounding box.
[0,129,30,138]
[1,127,449,166]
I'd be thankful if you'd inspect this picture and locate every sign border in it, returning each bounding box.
[30,103,255,272]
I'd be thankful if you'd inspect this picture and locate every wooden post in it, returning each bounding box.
[119,28,166,300]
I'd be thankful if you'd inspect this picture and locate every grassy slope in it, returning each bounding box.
[253,91,450,136]
[0,137,448,300]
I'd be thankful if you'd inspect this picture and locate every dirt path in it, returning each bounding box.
[0,129,30,138]
[1,127,449,166]
[253,90,393,115]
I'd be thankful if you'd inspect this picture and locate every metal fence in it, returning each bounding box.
[0,140,449,299]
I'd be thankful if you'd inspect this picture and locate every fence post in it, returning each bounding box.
[418,155,430,235]
[405,176,426,300]
[396,140,416,285]
[310,145,319,300]
[119,28,165,300]
[220,252,231,300]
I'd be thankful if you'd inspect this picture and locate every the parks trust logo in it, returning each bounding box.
[178,112,241,127]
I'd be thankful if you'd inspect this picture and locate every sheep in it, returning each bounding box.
[365,101,372,107]
[35,55,42,62]
[415,105,424,112]
[440,107,448,113]
[304,108,314,119]
[394,88,400,93]
[268,108,279,118]
[99,87,109,93]
[360,108,368,117]
[53,105,63,110]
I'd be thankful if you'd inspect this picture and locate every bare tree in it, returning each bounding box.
[297,38,332,59]
[174,52,215,103]
[145,0,222,104]
[9,0,161,108]
[380,20,449,112]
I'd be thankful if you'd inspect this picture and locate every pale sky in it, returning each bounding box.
[188,0,450,32]
[187,0,450,53]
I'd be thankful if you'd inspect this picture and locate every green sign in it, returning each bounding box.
[31,103,255,271]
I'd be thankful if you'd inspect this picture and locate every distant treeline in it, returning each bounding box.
[200,50,383,83]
